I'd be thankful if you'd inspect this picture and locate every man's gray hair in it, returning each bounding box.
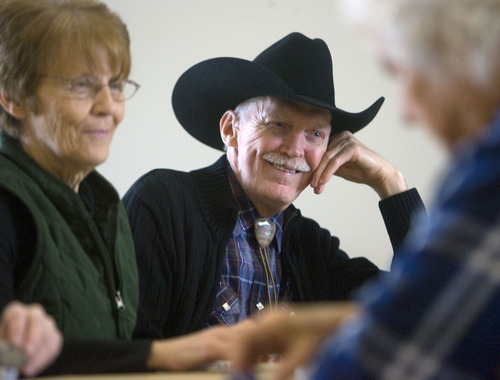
[342,0,500,88]
[233,96,270,123]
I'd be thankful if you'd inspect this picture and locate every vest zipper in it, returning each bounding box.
[115,290,125,310]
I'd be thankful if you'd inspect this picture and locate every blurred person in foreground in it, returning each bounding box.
[123,32,424,339]
[228,0,500,379]
[0,0,235,376]
[0,302,62,377]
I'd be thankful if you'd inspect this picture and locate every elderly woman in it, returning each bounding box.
[228,0,500,378]
[0,0,232,376]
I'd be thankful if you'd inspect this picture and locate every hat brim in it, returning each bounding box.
[172,57,384,151]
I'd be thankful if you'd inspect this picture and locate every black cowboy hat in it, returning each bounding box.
[172,32,384,151]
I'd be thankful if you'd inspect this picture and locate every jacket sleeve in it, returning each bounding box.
[378,188,425,251]
[286,214,381,302]
[42,338,152,375]
[122,172,175,339]
[288,189,425,302]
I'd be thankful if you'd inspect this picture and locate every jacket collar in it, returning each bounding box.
[190,155,299,241]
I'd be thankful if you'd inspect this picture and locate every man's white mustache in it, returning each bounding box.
[263,152,311,172]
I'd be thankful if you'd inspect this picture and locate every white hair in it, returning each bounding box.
[342,0,500,88]
[233,96,270,123]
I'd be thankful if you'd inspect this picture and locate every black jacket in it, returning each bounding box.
[123,156,424,339]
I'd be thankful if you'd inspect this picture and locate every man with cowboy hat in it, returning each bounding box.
[123,32,424,339]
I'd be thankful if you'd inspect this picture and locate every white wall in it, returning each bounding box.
[99,0,447,269]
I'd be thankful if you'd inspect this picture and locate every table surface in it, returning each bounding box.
[39,363,303,380]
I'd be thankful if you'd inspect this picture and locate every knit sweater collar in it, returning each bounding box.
[190,155,299,241]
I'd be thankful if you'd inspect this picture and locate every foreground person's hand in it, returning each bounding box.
[228,303,358,380]
[0,302,63,377]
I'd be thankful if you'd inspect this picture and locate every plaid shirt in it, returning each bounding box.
[208,165,289,326]
[311,111,500,379]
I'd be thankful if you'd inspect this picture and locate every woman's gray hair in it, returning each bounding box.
[342,0,500,88]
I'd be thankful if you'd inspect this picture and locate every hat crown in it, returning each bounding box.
[171,32,384,151]
[253,32,335,106]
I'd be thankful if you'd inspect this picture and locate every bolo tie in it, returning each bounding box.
[254,217,278,312]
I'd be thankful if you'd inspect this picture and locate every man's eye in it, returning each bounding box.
[266,121,285,128]
[306,130,327,143]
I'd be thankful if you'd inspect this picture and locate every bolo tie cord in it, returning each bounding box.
[254,218,278,312]
[258,246,278,311]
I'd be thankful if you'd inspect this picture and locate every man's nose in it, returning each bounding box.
[280,131,306,157]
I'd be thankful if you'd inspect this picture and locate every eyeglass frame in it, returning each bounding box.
[40,74,140,101]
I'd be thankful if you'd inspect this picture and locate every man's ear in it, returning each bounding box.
[220,110,239,149]
[0,90,27,119]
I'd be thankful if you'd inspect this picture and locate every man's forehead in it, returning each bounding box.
[261,97,332,124]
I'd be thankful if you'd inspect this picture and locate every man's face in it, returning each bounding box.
[225,97,331,217]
